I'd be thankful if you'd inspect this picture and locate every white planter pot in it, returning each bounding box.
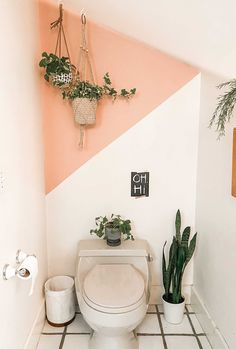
[162,295,185,324]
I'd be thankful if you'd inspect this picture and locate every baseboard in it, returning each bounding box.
[191,288,230,349]
[150,285,192,304]
[24,299,45,349]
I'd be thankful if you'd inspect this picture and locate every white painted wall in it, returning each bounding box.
[65,0,236,78]
[0,1,47,349]
[46,76,200,300]
[195,72,236,348]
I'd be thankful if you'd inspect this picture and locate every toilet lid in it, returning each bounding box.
[83,264,145,309]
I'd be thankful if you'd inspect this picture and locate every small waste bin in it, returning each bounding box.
[45,276,75,327]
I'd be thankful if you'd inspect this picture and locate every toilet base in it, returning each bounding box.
[89,330,138,349]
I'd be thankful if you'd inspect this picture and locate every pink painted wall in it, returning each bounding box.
[39,0,198,193]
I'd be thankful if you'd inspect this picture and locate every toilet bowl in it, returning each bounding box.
[75,239,152,349]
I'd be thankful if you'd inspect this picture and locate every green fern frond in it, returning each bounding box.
[210,79,236,139]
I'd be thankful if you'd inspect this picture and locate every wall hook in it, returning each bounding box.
[80,8,87,24]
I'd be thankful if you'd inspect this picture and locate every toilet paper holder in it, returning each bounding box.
[2,250,38,296]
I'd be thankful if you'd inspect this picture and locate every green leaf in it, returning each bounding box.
[103,72,111,85]
[175,209,181,243]
[181,226,191,248]
[39,59,47,67]
[44,74,49,82]
[162,241,168,294]
[102,217,108,223]
[186,233,197,264]
[209,79,236,138]
[49,53,57,59]
[121,89,129,96]
[176,246,186,272]
[168,237,177,269]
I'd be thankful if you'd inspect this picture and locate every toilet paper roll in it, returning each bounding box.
[17,255,38,296]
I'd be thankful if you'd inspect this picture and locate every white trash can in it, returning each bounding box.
[45,276,75,327]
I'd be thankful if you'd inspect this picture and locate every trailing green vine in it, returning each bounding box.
[39,52,136,101]
[62,72,136,101]
[210,79,236,138]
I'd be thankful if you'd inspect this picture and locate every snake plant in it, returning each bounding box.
[162,210,197,304]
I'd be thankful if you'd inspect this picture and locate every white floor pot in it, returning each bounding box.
[162,295,185,324]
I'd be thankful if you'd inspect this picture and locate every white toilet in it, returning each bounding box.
[75,239,152,349]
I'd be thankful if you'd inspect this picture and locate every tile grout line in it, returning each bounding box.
[137,333,206,336]
[155,305,168,349]
[40,304,207,348]
[185,305,203,349]
[59,326,67,349]
[66,332,91,335]
[41,332,65,335]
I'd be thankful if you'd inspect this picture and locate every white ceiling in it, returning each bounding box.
[61,0,236,78]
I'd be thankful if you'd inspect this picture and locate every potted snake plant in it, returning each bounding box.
[90,214,134,246]
[162,210,197,324]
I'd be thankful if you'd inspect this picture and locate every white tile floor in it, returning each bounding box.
[37,304,212,348]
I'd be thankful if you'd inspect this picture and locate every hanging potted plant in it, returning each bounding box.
[90,214,134,246]
[62,13,136,147]
[39,8,136,148]
[39,52,74,87]
[162,210,197,324]
[39,4,75,89]
[62,72,136,125]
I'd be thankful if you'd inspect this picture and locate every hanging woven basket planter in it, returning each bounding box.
[72,98,97,125]
[73,13,98,133]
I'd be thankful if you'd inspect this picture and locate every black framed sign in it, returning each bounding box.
[131,172,149,197]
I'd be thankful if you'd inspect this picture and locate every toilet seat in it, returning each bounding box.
[83,264,145,314]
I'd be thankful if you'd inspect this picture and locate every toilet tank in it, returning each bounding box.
[77,239,150,257]
[75,239,152,302]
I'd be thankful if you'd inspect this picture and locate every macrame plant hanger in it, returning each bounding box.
[50,4,73,86]
[72,13,97,148]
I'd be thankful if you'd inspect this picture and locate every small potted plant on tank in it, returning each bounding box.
[162,210,197,324]
[90,214,134,246]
